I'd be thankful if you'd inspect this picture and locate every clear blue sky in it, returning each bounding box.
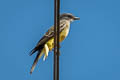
[0,0,120,80]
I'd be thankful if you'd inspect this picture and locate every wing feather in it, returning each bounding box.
[29,20,67,56]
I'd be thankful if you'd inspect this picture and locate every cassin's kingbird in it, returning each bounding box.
[29,13,80,74]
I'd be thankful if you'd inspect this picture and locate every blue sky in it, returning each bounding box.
[0,0,120,80]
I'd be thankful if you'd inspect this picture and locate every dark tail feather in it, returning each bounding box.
[30,44,44,74]
[29,47,37,56]
[30,52,40,74]
[30,49,43,74]
[30,43,45,74]
[29,44,44,56]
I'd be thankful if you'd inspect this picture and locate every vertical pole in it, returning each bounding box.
[54,0,60,80]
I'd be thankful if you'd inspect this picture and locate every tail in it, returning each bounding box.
[30,49,44,74]
[29,43,44,56]
[30,44,44,74]
[29,47,39,56]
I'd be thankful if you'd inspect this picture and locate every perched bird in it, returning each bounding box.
[29,13,80,74]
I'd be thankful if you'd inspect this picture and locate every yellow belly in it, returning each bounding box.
[46,34,65,51]
[46,27,69,51]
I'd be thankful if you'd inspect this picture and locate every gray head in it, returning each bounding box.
[60,13,80,22]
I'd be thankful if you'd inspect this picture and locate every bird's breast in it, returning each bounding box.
[59,24,70,42]
[46,23,70,51]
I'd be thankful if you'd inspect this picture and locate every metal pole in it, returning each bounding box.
[54,0,60,80]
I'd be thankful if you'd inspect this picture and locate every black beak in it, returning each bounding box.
[74,17,80,20]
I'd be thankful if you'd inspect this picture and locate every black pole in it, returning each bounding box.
[54,0,60,80]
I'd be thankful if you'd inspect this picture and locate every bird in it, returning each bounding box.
[29,13,80,74]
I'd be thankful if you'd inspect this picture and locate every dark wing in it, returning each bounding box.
[29,26,54,56]
[29,20,67,56]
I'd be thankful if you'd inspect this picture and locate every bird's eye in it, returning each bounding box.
[68,15,73,18]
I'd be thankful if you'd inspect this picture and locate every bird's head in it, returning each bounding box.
[60,13,80,22]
